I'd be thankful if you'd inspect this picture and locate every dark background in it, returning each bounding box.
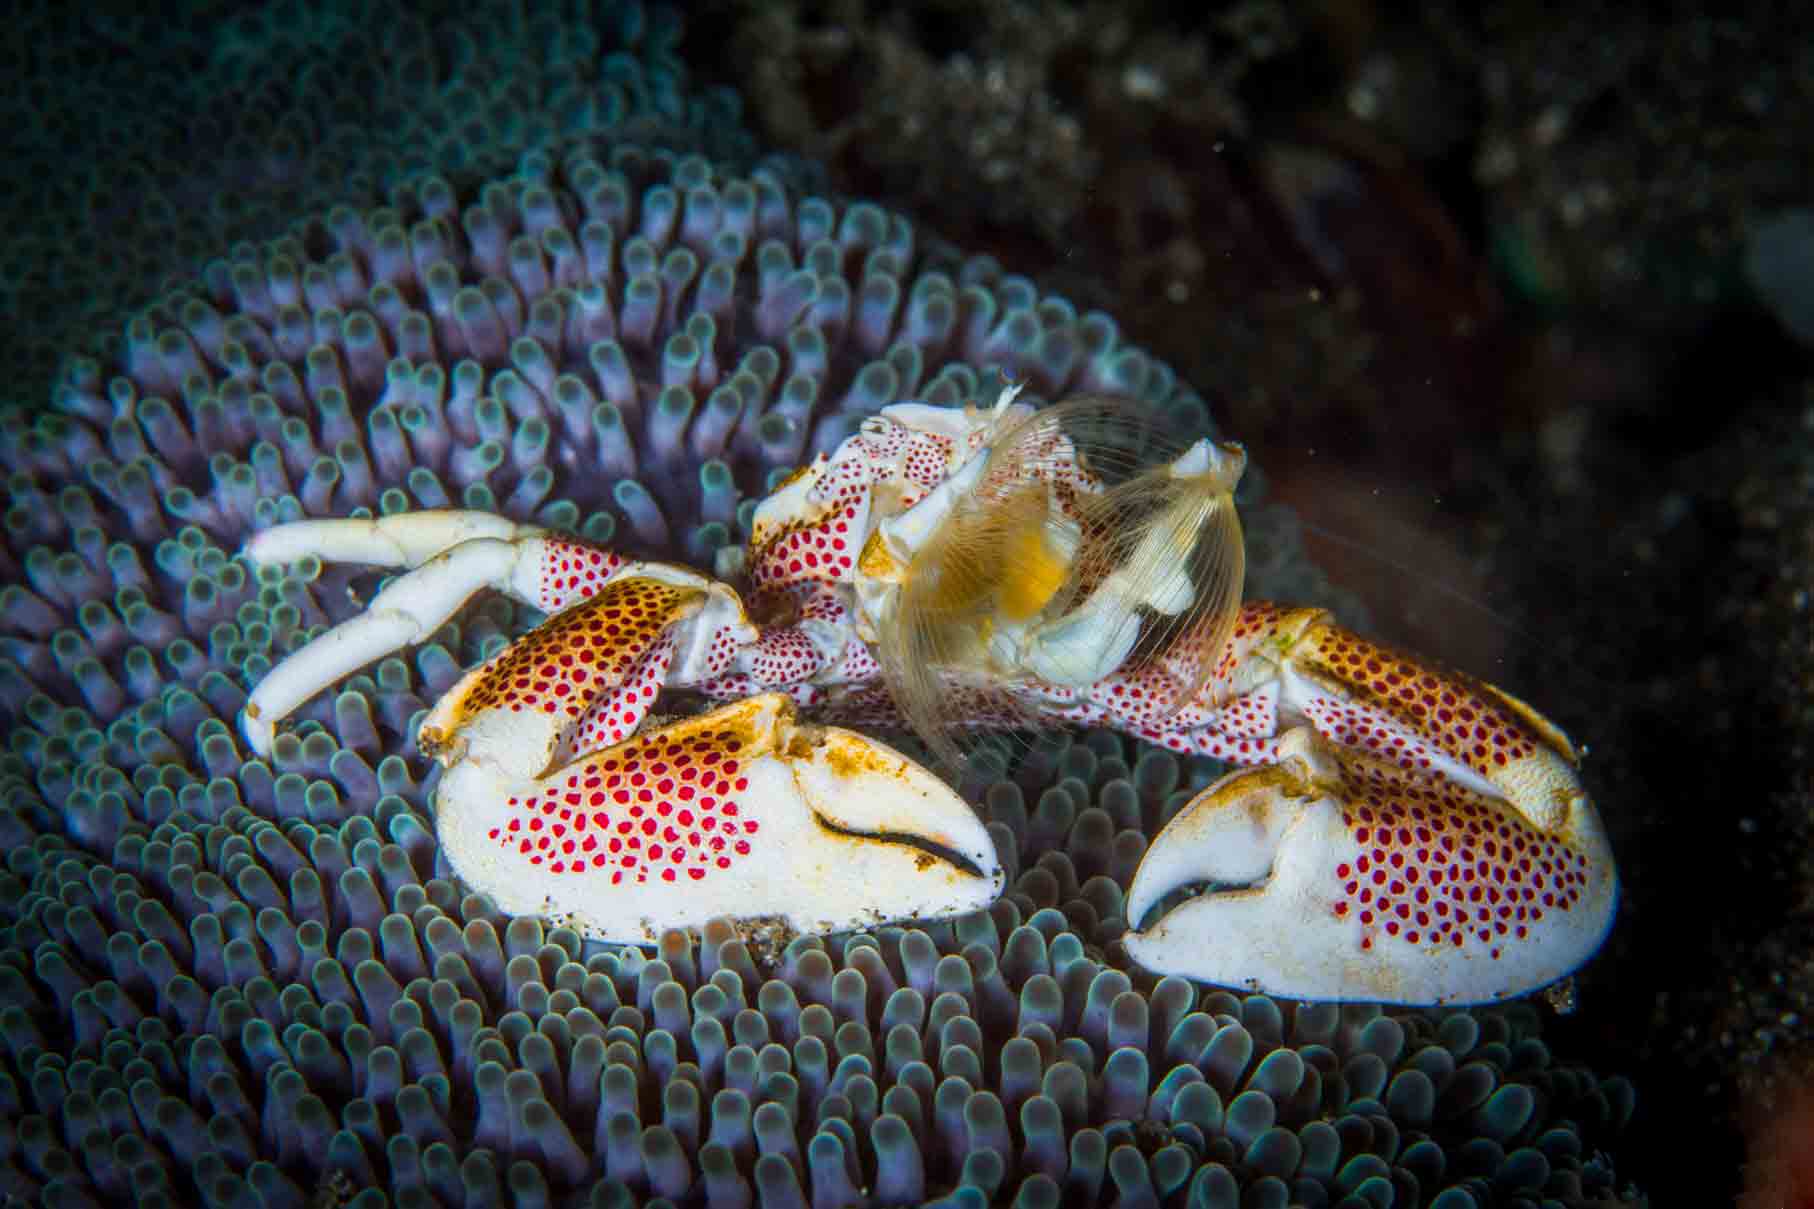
[684,2,1814,1202]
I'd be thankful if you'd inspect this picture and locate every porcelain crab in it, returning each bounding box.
[240,387,1617,1005]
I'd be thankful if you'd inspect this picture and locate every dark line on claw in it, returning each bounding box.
[1133,877,1268,932]
[809,813,994,882]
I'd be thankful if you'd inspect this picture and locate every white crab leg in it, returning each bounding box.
[244,611,418,757]
[243,533,562,756]
[243,511,629,616]
[1122,727,1617,1006]
[243,509,546,570]
[240,513,634,756]
[434,693,1004,943]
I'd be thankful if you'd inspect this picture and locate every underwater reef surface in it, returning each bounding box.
[1,0,753,408]
[0,2,1655,1206]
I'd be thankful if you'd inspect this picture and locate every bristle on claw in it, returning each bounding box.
[871,393,1247,771]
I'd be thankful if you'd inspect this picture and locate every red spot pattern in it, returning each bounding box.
[1212,686,1278,739]
[1214,602,1284,690]
[1327,756,1589,958]
[536,540,625,612]
[1181,730,1283,763]
[571,633,675,752]
[1096,660,1197,729]
[1088,647,1280,766]
[713,583,853,691]
[838,636,882,681]
[854,415,910,459]
[901,434,953,493]
[743,423,910,594]
[748,501,862,591]
[698,672,758,703]
[1303,697,1450,780]
[460,578,691,722]
[1089,601,1294,758]
[482,722,762,884]
[1304,626,1541,780]
[746,626,826,686]
[797,590,847,625]
[859,417,963,509]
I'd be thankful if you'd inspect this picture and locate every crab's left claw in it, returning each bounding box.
[1122,727,1617,1006]
[434,693,1004,945]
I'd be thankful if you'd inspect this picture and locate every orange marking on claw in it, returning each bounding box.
[462,579,700,719]
[1296,619,1563,782]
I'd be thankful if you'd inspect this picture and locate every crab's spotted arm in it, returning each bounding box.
[414,567,755,771]
[1119,606,1617,1006]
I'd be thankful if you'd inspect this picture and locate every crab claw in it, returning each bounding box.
[433,693,1003,945]
[1122,727,1617,1006]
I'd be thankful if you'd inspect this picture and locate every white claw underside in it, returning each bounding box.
[434,695,1004,944]
[1122,728,1619,1006]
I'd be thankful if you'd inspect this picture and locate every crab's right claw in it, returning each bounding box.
[1122,728,1617,1006]
[433,694,1004,945]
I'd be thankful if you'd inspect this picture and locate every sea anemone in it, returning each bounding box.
[2,0,749,404]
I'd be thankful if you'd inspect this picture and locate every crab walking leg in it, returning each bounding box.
[243,510,630,613]
[433,693,1004,944]
[242,509,549,571]
[240,514,629,755]
[1122,728,1617,1005]
[244,535,545,756]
